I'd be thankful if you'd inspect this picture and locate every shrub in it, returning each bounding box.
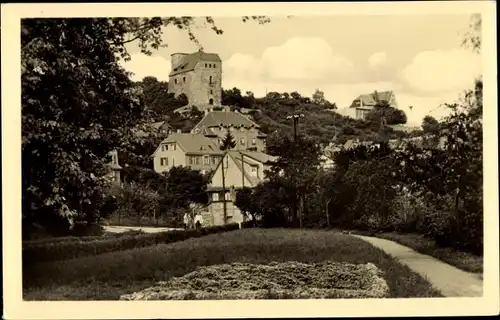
[23,223,240,264]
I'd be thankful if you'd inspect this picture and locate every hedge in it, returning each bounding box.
[23,223,240,264]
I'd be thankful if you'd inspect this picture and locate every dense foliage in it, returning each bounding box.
[235,15,483,256]
[22,16,270,237]
[109,166,210,227]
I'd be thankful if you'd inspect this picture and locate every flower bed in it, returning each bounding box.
[120,261,389,300]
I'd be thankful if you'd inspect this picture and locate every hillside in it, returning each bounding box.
[135,78,412,146]
[222,89,410,145]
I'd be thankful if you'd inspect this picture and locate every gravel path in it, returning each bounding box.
[353,234,483,297]
[104,225,182,234]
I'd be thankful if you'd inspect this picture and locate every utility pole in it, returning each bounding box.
[286,113,305,228]
[241,152,245,188]
[221,153,227,225]
[326,197,332,228]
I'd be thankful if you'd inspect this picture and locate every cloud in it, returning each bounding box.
[400,49,481,94]
[368,52,388,68]
[120,53,171,82]
[223,37,355,84]
[396,91,460,125]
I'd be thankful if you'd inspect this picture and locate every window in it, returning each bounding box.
[205,63,207,67]
[225,192,231,200]
[251,166,258,176]
[183,77,186,83]
[252,138,256,145]
[212,193,219,201]
[189,156,196,165]
[209,76,212,84]
[171,143,176,150]
[240,138,245,145]
[204,156,210,165]
[174,79,178,84]
[160,157,168,166]
[213,63,216,68]
[195,156,201,165]
[211,156,220,165]
[210,89,213,94]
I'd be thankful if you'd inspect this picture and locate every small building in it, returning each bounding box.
[105,150,122,185]
[133,121,174,138]
[202,150,276,226]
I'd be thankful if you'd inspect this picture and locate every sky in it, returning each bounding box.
[121,14,481,126]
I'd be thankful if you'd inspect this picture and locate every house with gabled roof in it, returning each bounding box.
[168,49,222,113]
[152,132,223,174]
[133,120,174,138]
[337,90,399,120]
[201,150,277,226]
[190,111,268,152]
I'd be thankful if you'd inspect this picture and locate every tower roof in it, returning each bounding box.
[169,51,221,76]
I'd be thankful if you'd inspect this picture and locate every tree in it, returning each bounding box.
[234,187,259,225]
[422,115,440,134]
[312,89,336,109]
[265,132,322,227]
[163,166,209,210]
[220,130,237,150]
[367,104,407,126]
[22,16,271,235]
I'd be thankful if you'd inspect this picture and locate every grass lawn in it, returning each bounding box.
[369,232,483,275]
[23,228,442,300]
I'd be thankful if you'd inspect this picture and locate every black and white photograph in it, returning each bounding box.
[2,1,498,319]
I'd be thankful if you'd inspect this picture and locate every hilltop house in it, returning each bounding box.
[201,150,276,226]
[168,49,223,114]
[152,132,223,174]
[337,90,398,120]
[190,111,267,152]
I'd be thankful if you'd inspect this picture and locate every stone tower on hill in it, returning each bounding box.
[168,49,222,113]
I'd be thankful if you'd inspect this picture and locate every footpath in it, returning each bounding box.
[353,234,483,297]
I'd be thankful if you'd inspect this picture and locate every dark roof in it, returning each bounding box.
[151,121,172,130]
[159,133,221,155]
[239,150,277,164]
[351,91,394,108]
[169,51,221,77]
[192,111,259,131]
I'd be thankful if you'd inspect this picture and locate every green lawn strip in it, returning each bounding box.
[23,229,442,300]
[23,224,239,263]
[351,230,483,274]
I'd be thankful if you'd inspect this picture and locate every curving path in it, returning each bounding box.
[353,234,483,297]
